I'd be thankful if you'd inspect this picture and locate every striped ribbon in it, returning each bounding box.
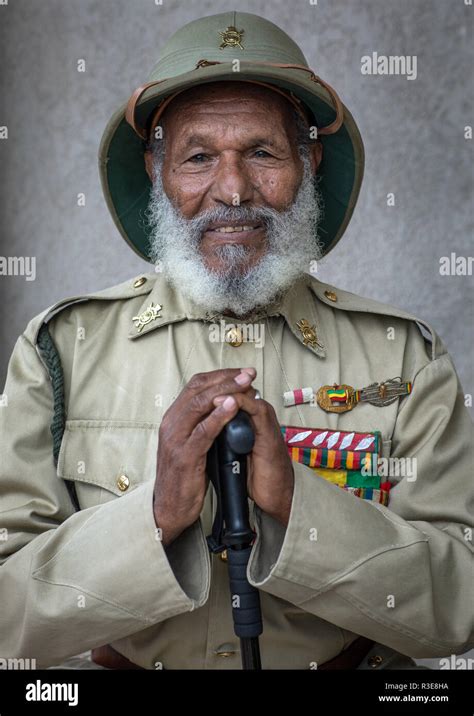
[281,425,390,505]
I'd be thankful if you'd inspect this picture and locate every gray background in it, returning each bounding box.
[0,0,472,668]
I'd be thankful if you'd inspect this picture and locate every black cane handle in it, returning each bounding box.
[217,410,255,546]
[222,409,255,455]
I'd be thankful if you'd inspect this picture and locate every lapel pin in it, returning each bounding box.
[132,302,163,333]
[296,318,324,350]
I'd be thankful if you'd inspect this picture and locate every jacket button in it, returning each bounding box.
[225,326,243,347]
[133,277,147,289]
[324,290,338,302]
[368,655,384,668]
[214,644,236,657]
[117,474,130,492]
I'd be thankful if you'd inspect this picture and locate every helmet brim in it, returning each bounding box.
[98,62,364,262]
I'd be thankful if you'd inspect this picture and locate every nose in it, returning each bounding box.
[209,152,254,206]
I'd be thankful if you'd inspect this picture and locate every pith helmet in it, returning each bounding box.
[98,10,364,261]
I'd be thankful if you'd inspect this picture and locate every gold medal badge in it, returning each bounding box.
[316,384,355,413]
[316,378,412,413]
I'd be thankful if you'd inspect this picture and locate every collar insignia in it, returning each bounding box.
[296,318,324,351]
[132,302,163,333]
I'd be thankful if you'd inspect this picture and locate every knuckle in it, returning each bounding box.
[214,380,231,397]
[220,378,243,394]
[160,406,172,425]
[188,373,206,391]
[266,401,276,417]
[189,391,209,413]
[258,399,274,420]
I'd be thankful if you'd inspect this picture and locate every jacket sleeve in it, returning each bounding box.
[248,344,474,658]
[0,330,210,667]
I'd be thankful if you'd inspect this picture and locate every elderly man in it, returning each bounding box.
[0,11,472,671]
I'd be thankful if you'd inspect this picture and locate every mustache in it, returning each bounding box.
[184,204,280,234]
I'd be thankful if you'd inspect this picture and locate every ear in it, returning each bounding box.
[144,149,154,182]
[309,140,323,175]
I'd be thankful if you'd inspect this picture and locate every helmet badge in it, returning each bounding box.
[219,26,245,50]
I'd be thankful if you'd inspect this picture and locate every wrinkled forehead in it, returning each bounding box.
[154,81,302,140]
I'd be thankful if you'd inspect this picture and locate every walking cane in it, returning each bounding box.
[206,410,263,669]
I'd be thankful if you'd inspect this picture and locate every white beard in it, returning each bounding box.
[145,150,323,317]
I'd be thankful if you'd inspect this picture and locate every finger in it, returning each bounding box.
[164,373,257,438]
[213,385,258,405]
[175,368,256,408]
[185,367,256,394]
[239,367,257,378]
[212,392,278,438]
[187,396,241,454]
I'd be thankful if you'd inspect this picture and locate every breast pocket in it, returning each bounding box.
[57,420,159,509]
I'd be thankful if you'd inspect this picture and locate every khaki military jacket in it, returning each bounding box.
[0,272,472,669]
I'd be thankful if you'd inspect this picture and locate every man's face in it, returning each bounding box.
[144,82,323,317]
[145,83,321,274]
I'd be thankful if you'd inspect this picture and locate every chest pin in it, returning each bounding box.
[283,378,412,411]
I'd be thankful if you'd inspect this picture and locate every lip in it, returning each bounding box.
[203,225,264,241]
[205,221,262,231]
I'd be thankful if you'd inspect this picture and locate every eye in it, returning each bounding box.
[187,153,210,163]
[253,150,272,158]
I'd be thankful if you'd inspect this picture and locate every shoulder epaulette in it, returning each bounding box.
[307,276,442,361]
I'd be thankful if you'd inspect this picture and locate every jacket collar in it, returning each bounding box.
[127,272,326,358]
